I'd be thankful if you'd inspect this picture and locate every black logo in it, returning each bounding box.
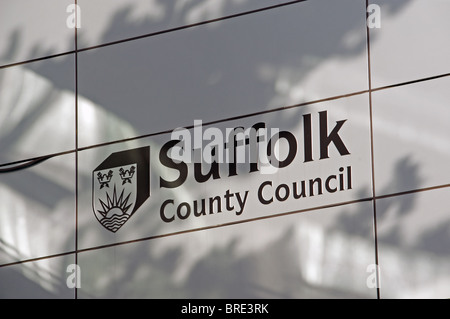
[92,147,150,233]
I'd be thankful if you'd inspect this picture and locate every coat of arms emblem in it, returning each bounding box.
[92,147,150,232]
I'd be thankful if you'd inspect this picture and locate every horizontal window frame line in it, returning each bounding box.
[0,88,374,169]
[0,0,307,70]
[3,67,450,169]
[62,196,376,255]
[0,250,75,268]
[55,182,450,254]
[76,0,308,53]
[73,70,450,152]
[374,183,450,201]
[0,51,76,70]
[77,89,370,152]
[2,182,450,267]
[372,71,450,92]
[0,197,373,268]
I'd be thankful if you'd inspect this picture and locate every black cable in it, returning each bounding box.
[0,155,53,173]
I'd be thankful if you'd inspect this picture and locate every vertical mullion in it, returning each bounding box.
[365,0,381,299]
[74,0,79,300]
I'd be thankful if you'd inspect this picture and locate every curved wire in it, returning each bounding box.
[0,155,53,173]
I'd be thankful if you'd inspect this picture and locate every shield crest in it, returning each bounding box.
[92,147,150,233]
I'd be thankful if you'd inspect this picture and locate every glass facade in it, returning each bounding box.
[1,0,449,299]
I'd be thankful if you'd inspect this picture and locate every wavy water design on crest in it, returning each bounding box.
[100,214,130,233]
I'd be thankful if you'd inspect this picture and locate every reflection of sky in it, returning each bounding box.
[1,0,450,298]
